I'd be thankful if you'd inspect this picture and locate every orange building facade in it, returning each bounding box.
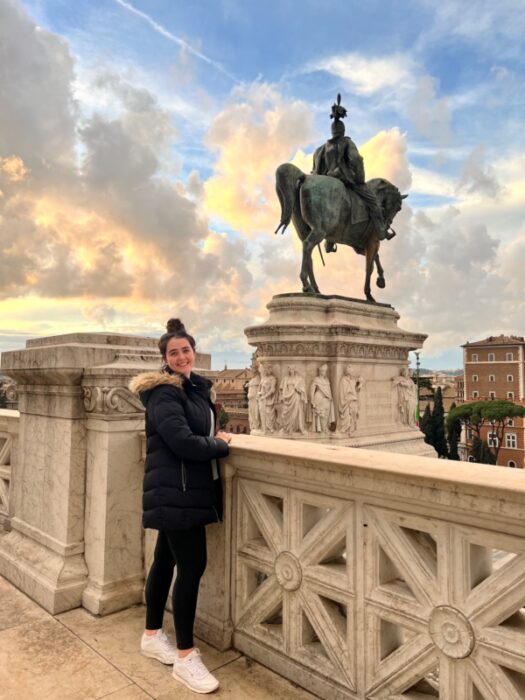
[462,335,525,468]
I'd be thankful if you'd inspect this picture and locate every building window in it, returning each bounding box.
[488,433,498,448]
[489,391,496,399]
[508,461,516,468]
[508,419,514,427]
[506,433,517,449]
[472,374,478,381]
[472,391,479,398]
[489,374,495,382]
[467,429,473,440]
[506,352,514,361]
[472,353,479,361]
[507,374,514,382]
[507,392,514,400]
[488,353,495,361]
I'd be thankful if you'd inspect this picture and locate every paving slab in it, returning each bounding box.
[158,656,318,700]
[57,605,241,699]
[0,575,50,632]
[100,684,153,699]
[0,617,131,700]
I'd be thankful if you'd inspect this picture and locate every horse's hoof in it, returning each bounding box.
[366,295,376,303]
[376,276,385,289]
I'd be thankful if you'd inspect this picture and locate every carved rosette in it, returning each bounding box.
[274,551,303,591]
[83,386,144,415]
[428,606,475,659]
[4,382,18,403]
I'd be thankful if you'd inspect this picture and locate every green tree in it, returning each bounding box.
[412,376,434,394]
[419,404,432,445]
[446,401,461,461]
[447,400,525,464]
[471,437,496,465]
[430,387,448,457]
[218,407,230,430]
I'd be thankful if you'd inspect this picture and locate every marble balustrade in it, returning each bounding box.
[194,435,525,700]
[0,410,19,532]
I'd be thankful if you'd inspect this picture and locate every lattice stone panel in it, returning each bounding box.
[0,433,12,520]
[234,479,356,692]
[233,479,525,699]
[364,506,525,699]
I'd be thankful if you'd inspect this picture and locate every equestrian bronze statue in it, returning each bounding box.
[275,94,407,302]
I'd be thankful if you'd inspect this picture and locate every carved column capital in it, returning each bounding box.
[83,386,144,417]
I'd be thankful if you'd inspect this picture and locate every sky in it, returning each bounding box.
[1,0,524,370]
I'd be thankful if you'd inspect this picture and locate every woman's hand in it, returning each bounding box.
[216,430,232,444]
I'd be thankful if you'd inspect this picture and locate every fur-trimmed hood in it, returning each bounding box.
[129,370,215,407]
[129,370,183,395]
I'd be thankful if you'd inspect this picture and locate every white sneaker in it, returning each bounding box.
[140,630,177,664]
[172,648,219,694]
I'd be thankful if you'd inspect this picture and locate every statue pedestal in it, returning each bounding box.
[245,294,435,456]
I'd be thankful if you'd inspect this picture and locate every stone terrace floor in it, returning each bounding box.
[0,575,316,700]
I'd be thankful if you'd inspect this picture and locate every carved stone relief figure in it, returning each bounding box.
[257,363,277,433]
[247,364,261,431]
[392,367,417,426]
[338,365,365,434]
[279,366,307,435]
[309,364,335,434]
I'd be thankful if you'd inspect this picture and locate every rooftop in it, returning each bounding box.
[463,334,525,347]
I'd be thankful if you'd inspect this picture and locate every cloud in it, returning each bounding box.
[419,0,525,52]
[303,50,451,148]
[406,76,451,146]
[456,145,503,198]
[0,0,77,174]
[204,82,317,234]
[83,303,117,327]
[0,0,254,342]
[0,156,29,182]
[360,128,412,193]
[113,0,237,82]
[305,52,416,96]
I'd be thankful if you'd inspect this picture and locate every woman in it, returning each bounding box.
[129,318,231,694]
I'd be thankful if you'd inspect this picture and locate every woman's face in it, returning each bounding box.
[165,336,195,377]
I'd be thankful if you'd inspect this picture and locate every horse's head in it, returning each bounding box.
[368,178,408,230]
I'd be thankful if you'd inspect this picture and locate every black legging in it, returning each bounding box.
[145,527,207,649]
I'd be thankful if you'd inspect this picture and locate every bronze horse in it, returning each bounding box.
[275,163,407,302]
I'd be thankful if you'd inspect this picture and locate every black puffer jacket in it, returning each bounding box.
[129,370,229,530]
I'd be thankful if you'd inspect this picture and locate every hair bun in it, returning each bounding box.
[166,318,186,334]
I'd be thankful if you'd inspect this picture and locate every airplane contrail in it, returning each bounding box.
[114,0,238,83]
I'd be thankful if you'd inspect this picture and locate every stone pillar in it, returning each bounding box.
[81,373,148,615]
[0,333,161,613]
[195,461,236,650]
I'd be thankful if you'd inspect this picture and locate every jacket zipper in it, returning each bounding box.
[181,461,187,492]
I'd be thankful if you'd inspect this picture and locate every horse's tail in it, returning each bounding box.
[274,163,305,234]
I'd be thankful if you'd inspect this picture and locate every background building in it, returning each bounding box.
[212,367,252,434]
[461,335,525,468]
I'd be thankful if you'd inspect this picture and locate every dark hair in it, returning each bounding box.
[158,318,196,358]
